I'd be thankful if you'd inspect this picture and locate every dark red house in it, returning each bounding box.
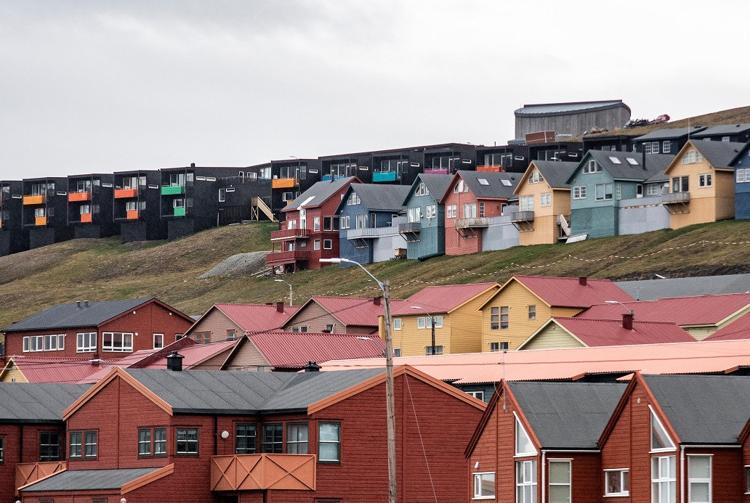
[465,380,625,503]
[20,364,484,502]
[3,298,194,359]
[266,177,358,272]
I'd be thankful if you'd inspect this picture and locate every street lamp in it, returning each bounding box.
[605,299,634,315]
[274,278,294,307]
[410,305,437,356]
[319,257,397,503]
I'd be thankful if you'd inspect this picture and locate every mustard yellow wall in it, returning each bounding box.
[480,279,581,350]
[519,323,584,350]
[0,364,28,383]
[683,305,750,341]
[516,166,571,246]
[684,326,714,341]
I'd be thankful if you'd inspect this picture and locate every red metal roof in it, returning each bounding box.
[390,282,499,315]
[303,296,383,327]
[548,317,695,347]
[1,356,105,384]
[213,304,299,333]
[706,311,750,341]
[577,293,750,326]
[249,332,385,368]
[509,275,633,308]
[143,340,237,370]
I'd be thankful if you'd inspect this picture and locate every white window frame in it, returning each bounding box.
[687,454,712,503]
[432,315,444,328]
[417,317,426,329]
[540,192,551,207]
[153,333,164,349]
[737,168,750,184]
[313,239,321,251]
[548,459,572,503]
[467,390,485,401]
[323,239,333,250]
[102,332,134,352]
[744,465,750,495]
[23,334,65,352]
[472,471,496,500]
[393,318,402,331]
[698,173,713,188]
[516,459,538,503]
[520,195,534,212]
[662,141,672,154]
[650,406,676,453]
[76,332,97,353]
[604,468,630,497]
[651,455,676,503]
[572,186,587,199]
[514,413,537,457]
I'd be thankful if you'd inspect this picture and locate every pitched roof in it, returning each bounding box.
[344,184,410,212]
[21,468,158,492]
[644,374,750,444]
[410,174,454,202]
[576,151,674,182]
[390,282,498,316]
[248,331,384,368]
[705,311,750,341]
[688,140,747,170]
[633,126,707,141]
[282,177,357,212]
[615,273,750,300]
[577,293,750,327]
[445,170,519,201]
[4,298,153,332]
[692,123,750,137]
[514,100,629,117]
[143,340,237,369]
[527,161,579,189]
[539,317,695,347]
[0,383,88,422]
[211,303,299,333]
[0,356,105,384]
[510,381,626,449]
[294,296,383,328]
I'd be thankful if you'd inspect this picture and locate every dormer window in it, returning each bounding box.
[584,160,602,174]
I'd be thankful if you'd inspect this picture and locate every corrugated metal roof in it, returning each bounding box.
[22,468,156,492]
[2,356,106,384]
[282,177,357,211]
[303,296,383,328]
[213,303,299,332]
[391,282,498,315]
[616,273,750,300]
[3,298,152,332]
[551,317,694,347]
[250,331,384,368]
[504,275,633,309]
[706,311,750,341]
[143,340,237,369]
[515,100,628,117]
[0,382,88,422]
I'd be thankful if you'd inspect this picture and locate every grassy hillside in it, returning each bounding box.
[2,220,750,328]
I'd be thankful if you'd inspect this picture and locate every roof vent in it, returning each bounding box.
[578,277,588,286]
[76,301,82,309]
[83,300,90,308]
[304,361,321,372]
[622,312,634,330]
[167,351,184,371]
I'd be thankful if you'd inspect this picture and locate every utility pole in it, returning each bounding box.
[382,279,397,503]
[430,314,436,356]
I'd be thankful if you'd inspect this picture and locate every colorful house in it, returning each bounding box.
[336,183,410,265]
[66,173,116,239]
[383,282,500,356]
[478,275,633,351]
[511,160,578,245]
[113,169,167,242]
[19,365,484,502]
[184,302,298,343]
[567,151,673,238]
[22,176,70,249]
[267,177,358,272]
[399,173,453,261]
[283,296,383,335]
[466,381,626,502]
[441,170,519,256]
[691,123,750,143]
[662,140,746,229]
[731,142,750,220]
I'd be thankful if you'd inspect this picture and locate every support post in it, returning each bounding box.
[382,279,397,503]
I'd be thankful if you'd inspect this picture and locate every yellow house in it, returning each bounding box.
[0,357,28,382]
[663,139,745,229]
[379,282,500,356]
[511,161,579,245]
[477,275,633,351]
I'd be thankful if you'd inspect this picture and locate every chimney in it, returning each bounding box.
[578,277,587,286]
[190,162,196,168]
[373,296,382,306]
[622,312,634,330]
[276,302,284,313]
[304,361,321,372]
[166,351,184,371]
[83,300,90,308]
[76,301,81,309]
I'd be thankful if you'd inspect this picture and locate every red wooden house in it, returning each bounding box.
[465,380,625,503]
[440,170,518,256]
[19,364,484,503]
[2,298,194,359]
[267,177,358,272]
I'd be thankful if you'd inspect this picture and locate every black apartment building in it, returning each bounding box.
[113,169,166,242]
[66,173,115,239]
[0,180,27,256]
[269,159,321,219]
[22,177,70,249]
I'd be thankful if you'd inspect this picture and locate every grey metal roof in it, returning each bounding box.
[283,177,356,211]
[531,161,579,189]
[456,170,519,200]
[0,383,89,423]
[515,100,628,117]
[348,184,410,212]
[644,374,750,444]
[509,382,626,449]
[22,468,157,492]
[4,298,152,333]
[574,151,674,182]
[406,174,453,203]
[616,273,750,300]
[126,368,383,414]
[634,126,706,141]
[690,140,747,170]
[692,124,750,137]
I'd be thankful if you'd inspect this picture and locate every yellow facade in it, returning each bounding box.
[518,321,584,350]
[666,144,736,229]
[514,164,571,246]
[479,279,581,351]
[0,361,28,383]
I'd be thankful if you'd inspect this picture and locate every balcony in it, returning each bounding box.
[79,213,93,224]
[114,188,138,199]
[423,168,449,175]
[126,210,140,220]
[210,454,316,492]
[347,226,395,240]
[23,195,45,205]
[271,228,310,241]
[372,171,399,183]
[456,217,490,229]
[34,216,47,226]
[662,192,691,204]
[160,185,185,196]
[173,207,186,217]
[68,191,91,202]
[16,461,66,495]
[476,165,503,173]
[398,222,421,234]
[266,249,310,265]
[272,178,298,189]
[511,211,535,223]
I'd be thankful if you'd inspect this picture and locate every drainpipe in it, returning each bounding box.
[680,445,685,503]
[541,450,546,503]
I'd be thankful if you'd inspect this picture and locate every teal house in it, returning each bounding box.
[567,151,674,238]
[400,174,453,260]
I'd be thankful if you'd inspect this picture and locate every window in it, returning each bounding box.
[490,307,499,330]
[153,427,166,456]
[0,437,3,463]
[408,206,423,222]
[683,149,704,164]
[218,188,226,202]
[138,429,152,456]
[515,415,536,456]
[394,348,401,357]
[595,183,614,201]
[262,424,283,453]
[319,422,341,462]
[425,204,437,219]
[609,156,622,164]
[490,342,500,352]
[287,423,309,454]
[473,472,495,499]
[572,186,587,199]
[745,466,750,494]
[688,455,711,503]
[540,192,551,207]
[737,168,750,184]
[23,334,65,352]
[433,315,444,328]
[500,306,509,329]
[583,160,602,173]
[516,459,537,503]
[636,184,644,198]
[644,141,661,154]
[313,217,320,231]
[530,169,542,184]
[323,239,333,250]
[347,192,360,205]
[647,183,661,196]
[39,431,60,461]
[415,182,428,196]
[314,239,321,251]
[662,141,672,154]
[671,176,689,193]
[467,390,485,401]
[699,174,712,188]
[520,195,534,212]
[463,203,477,219]
[69,431,82,459]
[76,332,97,353]
[425,345,444,355]
[478,178,490,186]
[102,332,133,352]
[153,333,164,349]
[417,317,426,329]
[549,460,571,503]
[176,428,199,455]
[652,455,676,503]
[615,184,622,200]
[604,469,630,496]
[626,157,639,166]
[393,318,402,331]
[651,407,675,452]
[446,204,457,219]
[479,202,485,217]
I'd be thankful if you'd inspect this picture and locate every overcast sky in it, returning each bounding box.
[1,0,748,179]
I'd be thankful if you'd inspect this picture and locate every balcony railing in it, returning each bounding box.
[34,216,47,227]
[126,210,140,220]
[476,165,503,173]
[160,185,185,196]
[398,222,421,234]
[511,211,535,223]
[114,188,138,199]
[266,249,310,265]
[423,168,449,175]
[456,217,490,229]
[372,171,399,183]
[347,226,396,240]
[16,461,66,495]
[23,195,45,206]
[173,207,186,217]
[79,213,93,224]
[68,192,91,202]
[272,178,298,189]
[662,192,691,204]
[271,228,310,240]
[210,454,316,492]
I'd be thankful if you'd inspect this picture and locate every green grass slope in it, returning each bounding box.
[2,220,750,328]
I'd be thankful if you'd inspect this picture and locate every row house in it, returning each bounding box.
[2,298,194,359]
[382,282,500,356]
[400,173,453,260]
[477,144,527,173]
[19,365,485,502]
[632,126,706,155]
[583,132,638,153]
[441,170,520,256]
[336,183,410,265]
[283,295,383,335]
[66,173,116,239]
[0,180,27,256]
[692,123,750,143]
[511,161,578,245]
[113,169,167,242]
[22,177,70,249]
[267,177,357,272]
[477,275,633,351]
[0,382,89,503]
[270,158,321,219]
[735,143,750,220]
[185,302,298,343]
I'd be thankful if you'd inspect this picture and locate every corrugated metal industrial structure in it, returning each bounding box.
[514,100,631,140]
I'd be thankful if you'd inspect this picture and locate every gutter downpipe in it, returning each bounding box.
[680,445,685,503]
[541,450,546,503]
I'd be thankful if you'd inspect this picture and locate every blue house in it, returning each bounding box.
[733,143,750,220]
[567,151,674,238]
[336,184,411,264]
[400,174,453,260]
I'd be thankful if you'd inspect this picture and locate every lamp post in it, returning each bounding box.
[274,278,294,307]
[319,257,396,503]
[410,305,437,355]
[604,299,633,315]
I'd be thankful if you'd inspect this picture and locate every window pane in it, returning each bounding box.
[515,417,535,455]
[689,456,710,478]
[549,461,570,484]
[319,443,339,461]
[549,485,570,503]
[651,410,674,450]
[319,422,339,442]
[690,483,709,502]
[154,428,167,455]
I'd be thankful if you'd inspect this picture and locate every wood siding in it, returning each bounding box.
[184,308,243,343]
[521,322,585,350]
